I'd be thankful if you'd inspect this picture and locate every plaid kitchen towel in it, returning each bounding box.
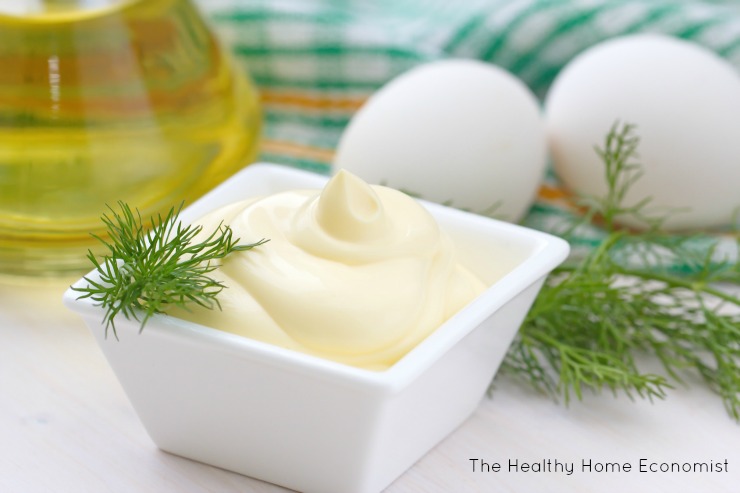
[199,0,740,273]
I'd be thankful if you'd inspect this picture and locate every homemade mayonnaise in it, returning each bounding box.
[178,170,486,370]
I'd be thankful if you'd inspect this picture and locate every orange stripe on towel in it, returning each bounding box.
[260,90,369,112]
[537,184,569,201]
[261,139,336,163]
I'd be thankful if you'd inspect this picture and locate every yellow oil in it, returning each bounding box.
[0,0,261,278]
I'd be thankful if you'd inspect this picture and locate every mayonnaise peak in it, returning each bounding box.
[178,170,486,370]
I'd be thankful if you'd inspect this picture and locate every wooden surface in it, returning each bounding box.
[1,277,739,493]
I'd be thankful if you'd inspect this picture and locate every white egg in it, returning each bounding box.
[545,34,740,231]
[333,59,547,222]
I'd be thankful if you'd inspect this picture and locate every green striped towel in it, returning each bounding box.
[199,0,739,273]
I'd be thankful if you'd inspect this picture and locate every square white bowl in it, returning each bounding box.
[63,163,569,493]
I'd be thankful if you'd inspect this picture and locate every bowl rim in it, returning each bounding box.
[63,163,569,395]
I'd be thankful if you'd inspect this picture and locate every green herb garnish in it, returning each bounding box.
[73,201,267,338]
[500,122,740,420]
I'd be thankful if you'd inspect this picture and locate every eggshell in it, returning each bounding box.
[333,59,547,222]
[545,34,740,231]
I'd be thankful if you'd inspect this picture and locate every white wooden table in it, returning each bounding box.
[2,278,738,492]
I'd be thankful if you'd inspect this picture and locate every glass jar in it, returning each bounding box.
[0,0,261,278]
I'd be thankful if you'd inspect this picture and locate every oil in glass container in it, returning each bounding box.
[0,0,261,278]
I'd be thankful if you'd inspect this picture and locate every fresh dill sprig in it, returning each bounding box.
[73,201,267,338]
[500,122,740,420]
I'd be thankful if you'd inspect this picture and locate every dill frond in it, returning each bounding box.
[73,201,267,338]
[501,122,740,421]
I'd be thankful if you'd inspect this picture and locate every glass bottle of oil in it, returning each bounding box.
[0,0,261,278]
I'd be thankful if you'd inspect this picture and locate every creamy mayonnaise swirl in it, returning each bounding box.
[177,170,486,370]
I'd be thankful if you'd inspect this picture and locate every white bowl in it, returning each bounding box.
[63,163,569,493]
